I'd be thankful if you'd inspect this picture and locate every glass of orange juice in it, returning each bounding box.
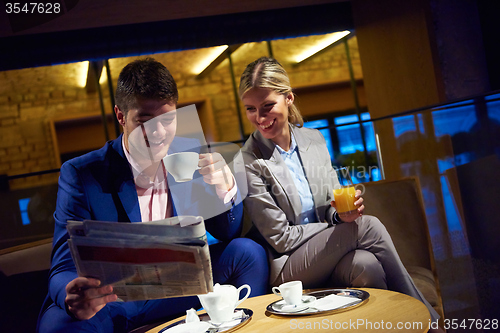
[332,167,357,218]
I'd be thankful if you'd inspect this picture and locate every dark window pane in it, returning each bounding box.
[303,119,335,159]
[361,112,376,151]
[432,101,476,137]
[335,114,363,154]
[18,197,30,211]
[392,115,417,138]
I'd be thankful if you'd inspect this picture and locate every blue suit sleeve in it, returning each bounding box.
[204,193,243,242]
[48,161,91,310]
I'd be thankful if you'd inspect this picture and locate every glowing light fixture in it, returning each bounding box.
[77,61,90,87]
[99,66,107,84]
[192,45,228,75]
[294,31,351,63]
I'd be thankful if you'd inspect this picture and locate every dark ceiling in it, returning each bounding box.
[0,1,354,71]
[1,0,499,91]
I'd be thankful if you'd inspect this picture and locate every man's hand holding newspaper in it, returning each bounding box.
[67,216,213,302]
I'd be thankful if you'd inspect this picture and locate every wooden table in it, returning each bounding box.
[146,288,431,333]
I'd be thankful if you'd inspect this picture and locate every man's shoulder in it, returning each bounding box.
[61,137,122,171]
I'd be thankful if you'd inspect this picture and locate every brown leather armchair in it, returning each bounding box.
[361,177,445,326]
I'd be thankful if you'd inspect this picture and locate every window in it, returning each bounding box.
[432,101,477,138]
[18,198,31,225]
[486,92,500,122]
[304,112,380,182]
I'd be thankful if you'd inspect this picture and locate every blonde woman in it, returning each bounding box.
[238,57,439,325]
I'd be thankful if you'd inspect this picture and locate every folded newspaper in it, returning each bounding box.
[67,216,213,302]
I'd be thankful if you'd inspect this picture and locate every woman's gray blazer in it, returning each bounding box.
[240,126,341,283]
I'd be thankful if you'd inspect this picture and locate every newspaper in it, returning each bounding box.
[67,216,213,302]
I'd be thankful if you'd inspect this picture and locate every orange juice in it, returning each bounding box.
[333,185,357,213]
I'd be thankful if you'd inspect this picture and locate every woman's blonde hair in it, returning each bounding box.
[239,57,303,127]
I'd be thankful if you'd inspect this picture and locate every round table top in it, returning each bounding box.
[146,288,431,333]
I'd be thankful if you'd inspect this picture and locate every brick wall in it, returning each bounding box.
[0,62,111,189]
[0,36,363,189]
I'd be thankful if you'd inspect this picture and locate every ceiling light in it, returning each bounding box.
[99,66,107,84]
[77,61,89,87]
[192,45,228,75]
[294,31,351,63]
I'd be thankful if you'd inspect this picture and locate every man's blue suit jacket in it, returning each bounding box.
[47,134,243,312]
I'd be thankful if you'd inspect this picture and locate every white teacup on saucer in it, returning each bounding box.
[271,295,316,313]
[272,280,303,305]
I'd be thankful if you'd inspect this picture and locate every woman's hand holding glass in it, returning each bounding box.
[330,167,364,223]
[331,190,364,222]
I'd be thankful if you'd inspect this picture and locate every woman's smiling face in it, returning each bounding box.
[242,87,293,148]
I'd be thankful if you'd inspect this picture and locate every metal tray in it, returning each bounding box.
[159,308,253,333]
[266,288,369,316]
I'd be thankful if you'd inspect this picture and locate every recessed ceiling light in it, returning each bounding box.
[77,61,89,88]
[294,31,351,63]
[192,45,228,75]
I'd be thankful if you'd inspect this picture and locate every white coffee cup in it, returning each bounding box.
[272,280,303,305]
[197,283,251,323]
[163,152,200,182]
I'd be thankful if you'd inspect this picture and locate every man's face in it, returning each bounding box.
[115,98,177,164]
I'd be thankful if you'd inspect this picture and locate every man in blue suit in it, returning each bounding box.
[37,58,268,333]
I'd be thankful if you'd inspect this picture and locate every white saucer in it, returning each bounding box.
[271,295,316,313]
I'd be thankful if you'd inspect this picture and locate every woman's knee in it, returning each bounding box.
[358,215,389,238]
[351,250,387,288]
[333,250,387,289]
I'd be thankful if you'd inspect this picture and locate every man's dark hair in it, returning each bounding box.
[115,58,178,114]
